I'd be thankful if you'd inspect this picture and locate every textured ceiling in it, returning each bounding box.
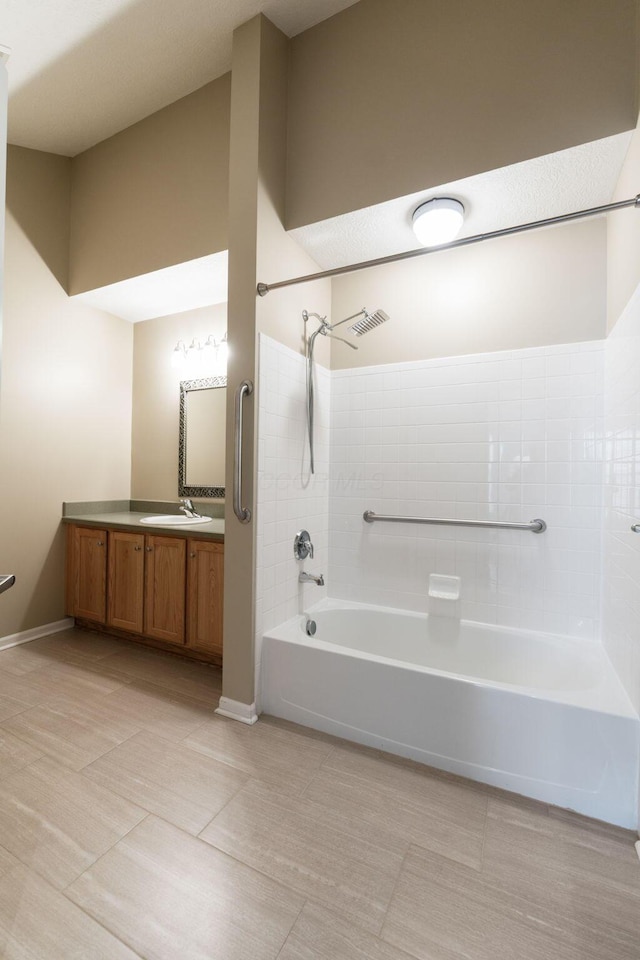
[1,0,359,156]
[74,132,634,323]
[290,133,635,272]
[73,251,229,323]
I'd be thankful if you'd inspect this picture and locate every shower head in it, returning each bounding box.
[347,308,390,337]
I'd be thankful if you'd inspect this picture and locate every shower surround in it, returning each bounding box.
[330,340,604,639]
[256,332,606,656]
[255,333,640,824]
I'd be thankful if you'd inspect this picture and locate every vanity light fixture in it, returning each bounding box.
[412,196,465,247]
[186,338,203,370]
[170,333,228,375]
[216,333,228,373]
[170,340,188,369]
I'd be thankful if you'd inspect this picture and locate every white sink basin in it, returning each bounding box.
[140,515,211,526]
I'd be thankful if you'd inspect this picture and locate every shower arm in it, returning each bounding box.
[321,330,358,350]
[326,309,366,331]
[257,194,640,296]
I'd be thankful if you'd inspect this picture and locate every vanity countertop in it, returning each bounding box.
[62,501,224,542]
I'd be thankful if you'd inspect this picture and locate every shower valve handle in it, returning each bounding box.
[294,530,314,561]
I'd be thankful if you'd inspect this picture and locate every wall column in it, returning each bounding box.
[220,15,289,720]
[0,46,9,343]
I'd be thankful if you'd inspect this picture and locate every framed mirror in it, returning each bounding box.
[179,376,227,498]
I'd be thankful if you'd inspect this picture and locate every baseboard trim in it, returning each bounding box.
[215,697,259,725]
[0,618,74,651]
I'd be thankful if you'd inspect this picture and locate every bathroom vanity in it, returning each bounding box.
[63,502,224,665]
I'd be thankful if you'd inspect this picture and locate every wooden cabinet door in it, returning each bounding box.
[144,536,186,644]
[107,531,144,633]
[186,540,223,659]
[72,526,107,623]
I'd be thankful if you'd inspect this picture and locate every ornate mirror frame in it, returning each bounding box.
[178,376,227,498]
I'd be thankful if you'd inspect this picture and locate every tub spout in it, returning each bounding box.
[299,571,325,586]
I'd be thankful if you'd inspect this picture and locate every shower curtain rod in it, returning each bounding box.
[257,194,640,296]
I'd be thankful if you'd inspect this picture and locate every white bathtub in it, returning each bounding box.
[261,599,640,828]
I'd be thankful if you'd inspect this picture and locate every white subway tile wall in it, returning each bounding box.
[329,341,604,639]
[255,335,330,687]
[603,285,640,715]
[256,335,605,646]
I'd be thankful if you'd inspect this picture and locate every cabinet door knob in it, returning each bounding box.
[96,541,105,547]
[134,546,141,551]
[190,552,196,558]
[146,546,153,552]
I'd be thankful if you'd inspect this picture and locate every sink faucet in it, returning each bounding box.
[299,571,325,586]
[179,498,203,519]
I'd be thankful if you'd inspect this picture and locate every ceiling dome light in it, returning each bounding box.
[412,197,465,247]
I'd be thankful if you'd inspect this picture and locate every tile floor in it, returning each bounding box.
[0,627,637,959]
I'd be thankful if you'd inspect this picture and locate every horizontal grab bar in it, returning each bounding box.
[363,511,546,533]
[0,575,16,596]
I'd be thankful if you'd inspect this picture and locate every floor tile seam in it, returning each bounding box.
[0,859,147,959]
[291,777,425,857]
[178,736,274,778]
[0,728,46,777]
[322,744,479,786]
[83,726,257,784]
[101,679,221,715]
[75,724,161,773]
[193,825,387,932]
[97,647,223,678]
[0,703,135,759]
[57,650,136,672]
[78,755,252,834]
[77,759,185,819]
[373,841,414,942]
[18,758,153,829]
[273,897,309,959]
[0,735,94,774]
[209,777,415,866]
[59,880,149,959]
[478,793,490,869]
[390,847,640,949]
[112,676,222,708]
[0,839,19,874]
[314,756,490,813]
[300,769,489,841]
[294,752,345,803]
[175,714,219,743]
[375,851,557,960]
[61,812,154,898]
[17,657,131,686]
[0,699,33,722]
[482,825,640,895]
[128,811,313,910]
[195,777,255,838]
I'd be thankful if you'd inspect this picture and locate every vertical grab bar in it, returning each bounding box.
[233,379,253,523]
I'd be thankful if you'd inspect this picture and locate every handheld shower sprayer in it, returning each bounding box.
[304,307,390,473]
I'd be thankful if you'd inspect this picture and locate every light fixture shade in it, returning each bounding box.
[171,340,187,369]
[201,336,216,373]
[412,197,465,247]
[216,334,228,373]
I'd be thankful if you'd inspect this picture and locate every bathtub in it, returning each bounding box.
[261,599,640,828]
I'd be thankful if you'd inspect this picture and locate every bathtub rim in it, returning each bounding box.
[263,597,638,720]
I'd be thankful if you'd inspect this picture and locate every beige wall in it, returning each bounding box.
[608,113,640,329]
[607,2,640,326]
[131,304,227,501]
[331,218,606,368]
[287,0,638,229]
[0,150,133,639]
[69,75,230,294]
[6,146,71,290]
[223,15,331,709]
